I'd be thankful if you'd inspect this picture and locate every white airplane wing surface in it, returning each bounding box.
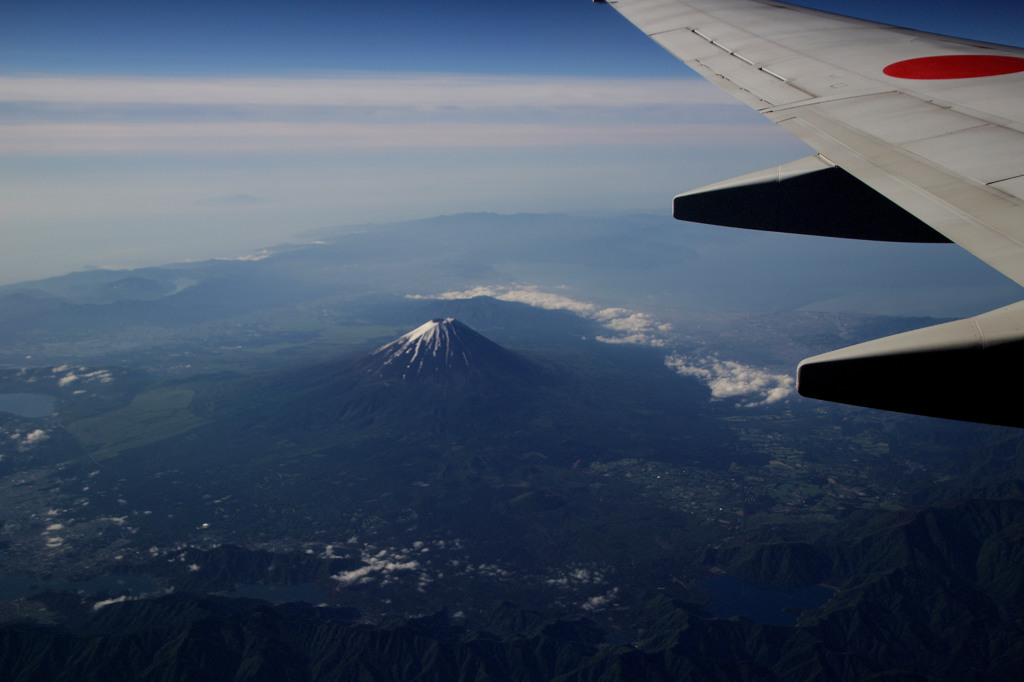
[597,0,1024,426]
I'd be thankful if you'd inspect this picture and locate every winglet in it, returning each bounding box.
[673,155,948,243]
[798,301,1024,426]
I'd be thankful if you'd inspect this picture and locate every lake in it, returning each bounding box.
[700,574,834,626]
[0,574,156,601]
[0,393,56,418]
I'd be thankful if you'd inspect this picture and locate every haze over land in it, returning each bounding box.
[4,0,1023,286]
[4,1,1024,679]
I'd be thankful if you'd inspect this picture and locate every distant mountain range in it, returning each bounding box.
[2,211,1020,363]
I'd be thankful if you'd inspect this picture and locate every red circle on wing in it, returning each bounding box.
[883,55,1024,79]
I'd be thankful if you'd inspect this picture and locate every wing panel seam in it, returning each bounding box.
[778,110,1024,282]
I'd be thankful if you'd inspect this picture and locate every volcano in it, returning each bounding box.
[360,318,539,385]
[249,319,548,438]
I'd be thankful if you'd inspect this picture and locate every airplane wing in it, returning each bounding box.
[597,0,1024,427]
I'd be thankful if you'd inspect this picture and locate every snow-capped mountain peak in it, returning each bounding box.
[364,318,528,381]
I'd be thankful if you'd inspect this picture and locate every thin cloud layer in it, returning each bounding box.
[0,74,791,155]
[0,70,806,285]
[1,74,733,109]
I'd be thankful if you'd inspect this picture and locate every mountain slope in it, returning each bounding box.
[361,318,538,384]
[246,319,550,441]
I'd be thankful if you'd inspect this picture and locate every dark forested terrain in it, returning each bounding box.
[2,215,1023,680]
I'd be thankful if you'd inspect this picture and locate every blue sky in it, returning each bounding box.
[2,2,668,76]
[5,1,1021,76]
[2,1,1021,287]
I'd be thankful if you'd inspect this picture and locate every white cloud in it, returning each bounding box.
[422,284,598,316]
[93,595,133,610]
[332,546,421,586]
[24,429,49,443]
[545,565,608,587]
[215,250,272,262]
[594,333,666,347]
[82,369,113,383]
[666,355,795,406]
[54,368,110,387]
[419,285,794,408]
[582,587,620,612]
[465,563,514,579]
[414,285,671,346]
[593,308,672,346]
[420,284,598,314]
[19,429,49,450]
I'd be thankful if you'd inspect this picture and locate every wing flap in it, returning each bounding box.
[900,124,1024,187]
[691,53,810,106]
[804,93,987,147]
